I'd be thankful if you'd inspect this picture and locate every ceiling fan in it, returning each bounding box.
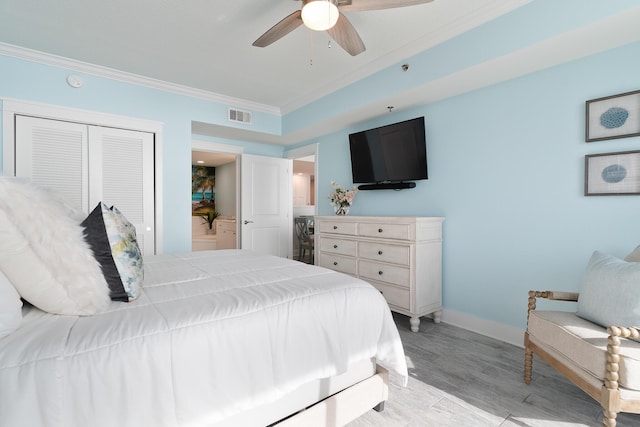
[252,0,434,56]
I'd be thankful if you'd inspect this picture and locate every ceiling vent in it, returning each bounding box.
[228,108,252,125]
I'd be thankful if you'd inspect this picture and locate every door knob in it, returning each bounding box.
[243,220,254,225]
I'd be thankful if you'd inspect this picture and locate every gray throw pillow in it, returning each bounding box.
[576,251,640,328]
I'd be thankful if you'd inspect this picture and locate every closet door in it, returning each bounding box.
[88,127,155,255]
[15,115,89,212]
[14,116,156,255]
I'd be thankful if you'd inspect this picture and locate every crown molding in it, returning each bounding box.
[0,42,281,116]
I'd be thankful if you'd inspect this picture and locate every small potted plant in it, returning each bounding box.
[194,207,221,234]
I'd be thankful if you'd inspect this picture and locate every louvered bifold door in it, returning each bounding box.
[15,115,89,212]
[88,126,155,255]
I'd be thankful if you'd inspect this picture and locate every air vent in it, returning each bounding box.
[228,108,252,125]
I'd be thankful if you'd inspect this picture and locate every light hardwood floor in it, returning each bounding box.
[349,313,640,427]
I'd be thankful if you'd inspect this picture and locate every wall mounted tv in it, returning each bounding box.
[348,116,427,190]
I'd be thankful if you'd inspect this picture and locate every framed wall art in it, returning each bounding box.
[586,89,640,142]
[585,150,640,196]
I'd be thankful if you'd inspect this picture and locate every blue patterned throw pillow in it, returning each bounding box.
[82,202,143,301]
[105,205,143,300]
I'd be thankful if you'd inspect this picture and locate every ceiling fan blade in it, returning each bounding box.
[252,10,303,48]
[327,12,366,56]
[338,0,433,12]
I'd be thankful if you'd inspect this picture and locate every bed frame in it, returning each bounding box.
[214,359,389,427]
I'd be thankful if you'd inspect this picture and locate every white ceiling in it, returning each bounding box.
[0,0,525,109]
[192,151,236,167]
[1,1,639,145]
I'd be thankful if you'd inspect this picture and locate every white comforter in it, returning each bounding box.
[0,250,407,427]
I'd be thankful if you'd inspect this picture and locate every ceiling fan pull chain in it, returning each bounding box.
[309,28,314,66]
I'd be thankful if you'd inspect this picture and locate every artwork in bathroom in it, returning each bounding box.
[192,165,216,212]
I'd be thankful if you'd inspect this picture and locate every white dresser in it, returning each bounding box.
[315,215,444,332]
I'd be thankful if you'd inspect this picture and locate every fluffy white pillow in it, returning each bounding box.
[0,177,110,315]
[576,251,640,328]
[0,270,22,339]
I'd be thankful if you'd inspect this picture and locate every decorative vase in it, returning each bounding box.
[334,204,350,216]
[206,228,214,235]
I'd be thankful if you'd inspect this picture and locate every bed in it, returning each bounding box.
[0,248,408,426]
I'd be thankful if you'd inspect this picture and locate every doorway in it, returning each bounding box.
[286,144,318,263]
[191,143,239,251]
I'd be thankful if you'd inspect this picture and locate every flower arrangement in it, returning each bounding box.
[328,181,358,215]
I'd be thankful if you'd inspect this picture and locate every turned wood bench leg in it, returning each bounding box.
[603,409,617,427]
[524,347,533,384]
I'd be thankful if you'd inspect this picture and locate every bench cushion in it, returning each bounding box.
[528,310,640,391]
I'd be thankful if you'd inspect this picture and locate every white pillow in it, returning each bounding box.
[0,177,110,315]
[0,270,22,339]
[576,251,640,328]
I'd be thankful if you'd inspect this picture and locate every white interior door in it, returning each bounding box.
[240,154,292,258]
[88,126,155,256]
[14,115,156,255]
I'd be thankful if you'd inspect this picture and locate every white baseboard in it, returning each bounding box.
[439,309,525,348]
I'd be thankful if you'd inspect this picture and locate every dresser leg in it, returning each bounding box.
[433,310,442,324]
[409,316,420,332]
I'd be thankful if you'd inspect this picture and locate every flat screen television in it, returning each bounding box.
[348,117,427,190]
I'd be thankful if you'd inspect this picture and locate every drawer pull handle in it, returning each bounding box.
[378,271,383,275]
[334,244,338,249]
[333,262,338,266]
[378,250,383,255]
[333,225,338,230]
[378,228,383,233]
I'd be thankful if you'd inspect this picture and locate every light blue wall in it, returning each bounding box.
[1,0,639,331]
[283,0,640,134]
[0,54,284,253]
[307,41,640,330]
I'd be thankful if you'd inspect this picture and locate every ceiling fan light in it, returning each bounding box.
[301,0,339,31]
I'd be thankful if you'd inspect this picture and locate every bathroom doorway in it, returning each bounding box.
[191,148,238,251]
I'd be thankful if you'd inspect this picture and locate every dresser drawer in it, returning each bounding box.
[367,279,410,311]
[358,242,410,266]
[319,236,357,256]
[317,220,357,236]
[216,220,236,232]
[358,223,411,240]
[318,253,356,275]
[358,260,410,288]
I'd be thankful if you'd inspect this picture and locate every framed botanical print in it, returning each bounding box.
[586,90,640,142]
[585,150,640,195]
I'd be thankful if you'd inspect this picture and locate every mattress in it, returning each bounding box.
[0,250,407,427]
